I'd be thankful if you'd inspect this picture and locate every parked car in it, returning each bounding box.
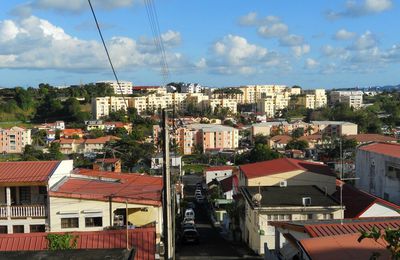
[184,208,195,219]
[182,217,195,225]
[187,202,196,209]
[181,229,200,244]
[182,223,196,231]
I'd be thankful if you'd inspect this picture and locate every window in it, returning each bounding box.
[13,225,24,233]
[0,226,7,234]
[19,187,31,204]
[61,218,79,228]
[85,217,103,227]
[307,214,313,220]
[30,225,45,233]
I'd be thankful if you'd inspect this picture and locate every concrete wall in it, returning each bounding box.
[356,149,400,205]
[48,160,74,188]
[205,170,232,184]
[361,203,400,218]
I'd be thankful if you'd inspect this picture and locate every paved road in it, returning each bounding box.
[176,175,261,260]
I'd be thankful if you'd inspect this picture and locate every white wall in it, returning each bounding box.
[205,170,232,184]
[360,203,400,218]
[48,160,74,188]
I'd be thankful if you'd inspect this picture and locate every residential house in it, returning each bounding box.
[150,152,183,175]
[56,136,119,155]
[251,121,290,137]
[356,142,400,204]
[269,135,292,150]
[93,158,122,173]
[0,160,73,234]
[239,158,337,194]
[333,180,400,218]
[49,169,163,247]
[241,185,343,254]
[204,166,235,185]
[60,128,84,139]
[0,126,31,154]
[271,217,400,259]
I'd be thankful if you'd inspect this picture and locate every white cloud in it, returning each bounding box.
[334,29,356,40]
[291,44,310,57]
[161,30,181,46]
[239,12,258,26]
[304,58,319,69]
[212,34,268,66]
[279,34,304,46]
[326,0,393,19]
[205,34,289,75]
[350,31,378,50]
[0,16,187,72]
[12,0,137,15]
[258,23,288,38]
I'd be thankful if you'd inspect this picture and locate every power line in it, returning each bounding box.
[87,0,128,109]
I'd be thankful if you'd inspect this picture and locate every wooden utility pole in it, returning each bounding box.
[162,109,173,259]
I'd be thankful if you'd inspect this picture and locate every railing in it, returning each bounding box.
[0,205,46,218]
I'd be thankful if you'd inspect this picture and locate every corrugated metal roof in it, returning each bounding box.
[239,158,334,179]
[0,161,60,184]
[50,169,163,206]
[299,233,390,260]
[359,142,400,158]
[0,229,155,260]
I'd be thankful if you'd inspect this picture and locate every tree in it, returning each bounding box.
[286,139,309,151]
[248,144,280,163]
[21,145,44,161]
[291,128,305,139]
[358,226,400,259]
[254,134,269,145]
[46,142,64,160]
[89,129,105,138]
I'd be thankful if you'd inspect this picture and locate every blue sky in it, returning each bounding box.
[0,0,399,89]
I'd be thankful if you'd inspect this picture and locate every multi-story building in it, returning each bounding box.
[97,80,133,95]
[56,136,119,155]
[356,142,400,205]
[310,121,358,136]
[298,89,328,109]
[92,96,130,119]
[190,124,239,153]
[181,83,204,93]
[0,126,31,154]
[257,96,276,117]
[206,98,238,114]
[0,160,73,234]
[330,90,363,109]
[241,185,342,254]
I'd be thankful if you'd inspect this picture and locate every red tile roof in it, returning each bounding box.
[0,228,155,260]
[299,134,322,142]
[204,166,235,172]
[239,158,335,179]
[270,135,292,144]
[62,129,83,135]
[299,233,390,260]
[50,169,162,206]
[84,136,119,144]
[0,161,60,184]
[347,134,398,143]
[358,142,400,158]
[271,218,400,237]
[333,180,400,218]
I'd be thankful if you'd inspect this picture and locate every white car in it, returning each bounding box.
[184,208,195,219]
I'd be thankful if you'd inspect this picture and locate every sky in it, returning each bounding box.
[0,0,399,89]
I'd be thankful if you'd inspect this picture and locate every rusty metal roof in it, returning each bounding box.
[0,228,155,260]
[0,161,60,184]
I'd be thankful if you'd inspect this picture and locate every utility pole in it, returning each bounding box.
[162,109,173,260]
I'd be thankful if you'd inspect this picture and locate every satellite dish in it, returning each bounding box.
[252,193,262,206]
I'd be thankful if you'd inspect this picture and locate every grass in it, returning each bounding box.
[0,154,21,162]
[0,121,34,129]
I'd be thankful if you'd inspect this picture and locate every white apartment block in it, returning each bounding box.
[97,80,133,95]
[206,98,238,114]
[257,96,275,117]
[181,83,204,93]
[330,90,363,109]
[299,89,328,109]
[92,96,129,119]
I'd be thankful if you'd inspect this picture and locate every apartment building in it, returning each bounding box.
[190,124,239,153]
[207,98,238,114]
[356,142,400,205]
[0,126,31,154]
[311,121,358,136]
[330,90,363,109]
[97,80,133,95]
[56,136,119,155]
[180,83,204,93]
[92,96,130,119]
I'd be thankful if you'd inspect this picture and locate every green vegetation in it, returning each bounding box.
[182,164,206,174]
[358,226,400,259]
[46,234,78,250]
[286,139,308,151]
[0,83,113,123]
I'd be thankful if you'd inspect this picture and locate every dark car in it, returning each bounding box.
[181,229,199,244]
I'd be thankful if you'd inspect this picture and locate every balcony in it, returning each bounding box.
[0,205,46,218]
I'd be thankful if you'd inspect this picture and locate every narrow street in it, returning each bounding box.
[176,175,262,260]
